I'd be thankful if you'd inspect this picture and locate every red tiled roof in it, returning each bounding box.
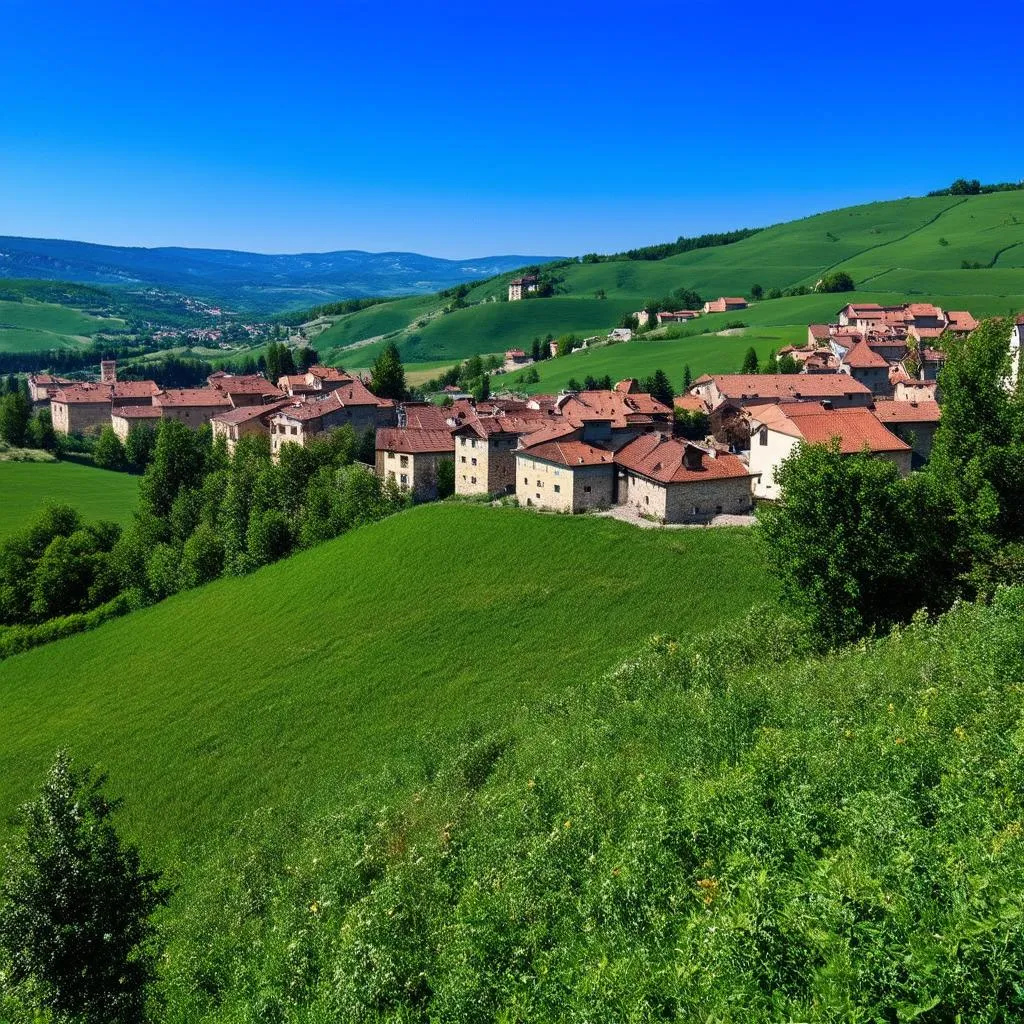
[748,401,910,454]
[872,399,941,424]
[113,381,161,399]
[154,388,233,408]
[211,399,293,425]
[906,303,943,318]
[505,348,527,357]
[307,365,351,381]
[375,427,453,454]
[518,439,613,467]
[52,384,113,404]
[843,339,889,369]
[111,405,162,419]
[615,433,751,484]
[673,394,707,413]
[402,403,451,431]
[808,324,831,339]
[701,374,872,401]
[209,374,284,397]
[944,311,978,332]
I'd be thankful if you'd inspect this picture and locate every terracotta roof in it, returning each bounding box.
[505,348,527,357]
[375,427,453,454]
[154,388,233,408]
[615,433,751,484]
[307,365,351,381]
[211,400,293,425]
[748,401,910,454]
[29,374,74,386]
[208,374,284,397]
[673,394,707,413]
[872,399,941,424]
[111,405,162,419]
[114,381,161,399]
[558,389,672,427]
[700,374,872,401]
[808,324,831,340]
[518,439,613,467]
[906,303,943,318]
[513,419,582,446]
[52,384,113,404]
[614,378,638,393]
[944,311,978,332]
[843,339,889,369]
[402,403,451,431]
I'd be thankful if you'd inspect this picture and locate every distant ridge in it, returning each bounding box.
[0,235,561,311]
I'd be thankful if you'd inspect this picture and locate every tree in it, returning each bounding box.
[0,391,31,446]
[682,365,693,392]
[741,347,759,374]
[778,353,799,374]
[674,408,710,440]
[759,441,943,646]
[124,425,156,473]
[816,271,855,293]
[139,421,209,520]
[673,287,702,309]
[750,283,764,301]
[296,346,319,372]
[26,410,56,452]
[472,373,490,402]
[370,340,407,401]
[762,351,779,374]
[436,458,455,499]
[646,369,674,405]
[949,177,982,196]
[566,378,582,392]
[246,509,293,568]
[94,426,126,470]
[0,751,167,1024]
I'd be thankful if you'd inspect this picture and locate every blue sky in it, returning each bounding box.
[1,0,1020,257]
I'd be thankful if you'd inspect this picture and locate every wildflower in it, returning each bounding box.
[309,901,319,915]
[696,877,719,907]
[954,726,966,741]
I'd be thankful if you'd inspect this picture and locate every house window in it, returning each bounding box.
[759,428,768,446]
[400,474,408,485]
[290,426,297,435]
[523,476,528,483]
[536,480,543,488]
[388,451,395,459]
[461,455,466,463]
[471,457,477,466]
[400,455,409,467]
[584,485,592,493]
[471,476,477,484]
[460,437,466,446]
[471,439,477,448]
[554,484,560,493]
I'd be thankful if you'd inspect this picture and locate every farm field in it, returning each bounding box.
[0,296,124,352]
[0,460,140,538]
[501,327,805,394]
[308,192,1024,370]
[0,502,774,870]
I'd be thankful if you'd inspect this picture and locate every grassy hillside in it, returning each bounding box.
[0,503,772,866]
[0,461,139,538]
[311,192,1024,369]
[0,297,124,353]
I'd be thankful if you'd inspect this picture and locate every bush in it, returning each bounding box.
[815,270,855,293]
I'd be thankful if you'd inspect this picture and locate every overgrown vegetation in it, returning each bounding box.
[583,226,761,262]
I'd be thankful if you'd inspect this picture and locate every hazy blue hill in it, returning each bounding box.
[0,235,560,311]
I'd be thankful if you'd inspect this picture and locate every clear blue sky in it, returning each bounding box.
[1,0,1020,258]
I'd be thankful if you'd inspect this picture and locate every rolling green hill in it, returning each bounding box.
[314,192,1024,372]
[0,296,125,353]
[0,461,140,538]
[0,504,772,869]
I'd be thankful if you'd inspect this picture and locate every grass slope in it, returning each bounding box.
[0,461,139,538]
[0,503,772,868]
[0,297,124,353]
[312,193,1024,369]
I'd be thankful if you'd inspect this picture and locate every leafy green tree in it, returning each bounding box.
[777,353,799,374]
[760,441,942,646]
[124,425,156,473]
[741,347,759,373]
[436,458,455,498]
[750,283,763,301]
[94,426,126,471]
[0,391,31,446]
[0,751,167,1024]
[471,373,490,402]
[762,351,779,374]
[370,340,407,401]
[296,346,319,372]
[139,421,208,520]
[566,377,582,392]
[681,365,693,392]
[674,408,710,440]
[816,271,855,293]
[927,316,1024,577]
[179,524,225,588]
[949,177,981,195]
[146,542,181,599]
[672,287,702,308]
[461,354,484,384]
[29,530,106,620]
[27,410,57,451]
[246,509,293,568]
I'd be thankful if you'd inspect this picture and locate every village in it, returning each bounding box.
[26,301,1024,526]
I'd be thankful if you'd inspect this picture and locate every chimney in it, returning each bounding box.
[683,445,704,471]
[100,359,117,384]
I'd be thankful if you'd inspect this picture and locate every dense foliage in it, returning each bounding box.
[155,594,1024,1021]
[583,226,761,262]
[0,752,167,1024]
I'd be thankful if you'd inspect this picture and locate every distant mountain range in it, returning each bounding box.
[0,235,560,312]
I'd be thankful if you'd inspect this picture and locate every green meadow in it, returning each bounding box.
[0,460,140,538]
[0,297,124,352]
[0,503,773,867]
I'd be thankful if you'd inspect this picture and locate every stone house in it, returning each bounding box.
[451,413,550,497]
[746,400,912,500]
[503,348,533,372]
[276,366,354,398]
[111,405,163,440]
[515,439,615,512]
[690,374,874,414]
[375,427,454,500]
[507,275,538,301]
[656,310,700,324]
[211,400,293,453]
[270,380,394,456]
[839,339,893,396]
[51,381,160,436]
[27,374,74,408]
[207,372,285,407]
[871,399,941,467]
[702,297,747,314]
[613,433,754,523]
[153,388,233,427]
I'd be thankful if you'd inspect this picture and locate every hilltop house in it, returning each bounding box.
[503,348,533,372]
[51,380,160,436]
[871,399,941,467]
[211,400,293,452]
[746,401,911,500]
[27,374,74,408]
[154,388,233,427]
[111,405,163,440]
[269,379,394,456]
[838,339,893,396]
[614,433,754,523]
[702,297,748,314]
[276,366,353,397]
[507,275,539,301]
[690,374,874,412]
[207,372,285,406]
[515,439,616,512]
[375,427,454,500]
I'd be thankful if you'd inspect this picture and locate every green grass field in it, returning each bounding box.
[306,192,1024,369]
[0,460,140,538]
[0,503,772,868]
[0,297,124,353]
